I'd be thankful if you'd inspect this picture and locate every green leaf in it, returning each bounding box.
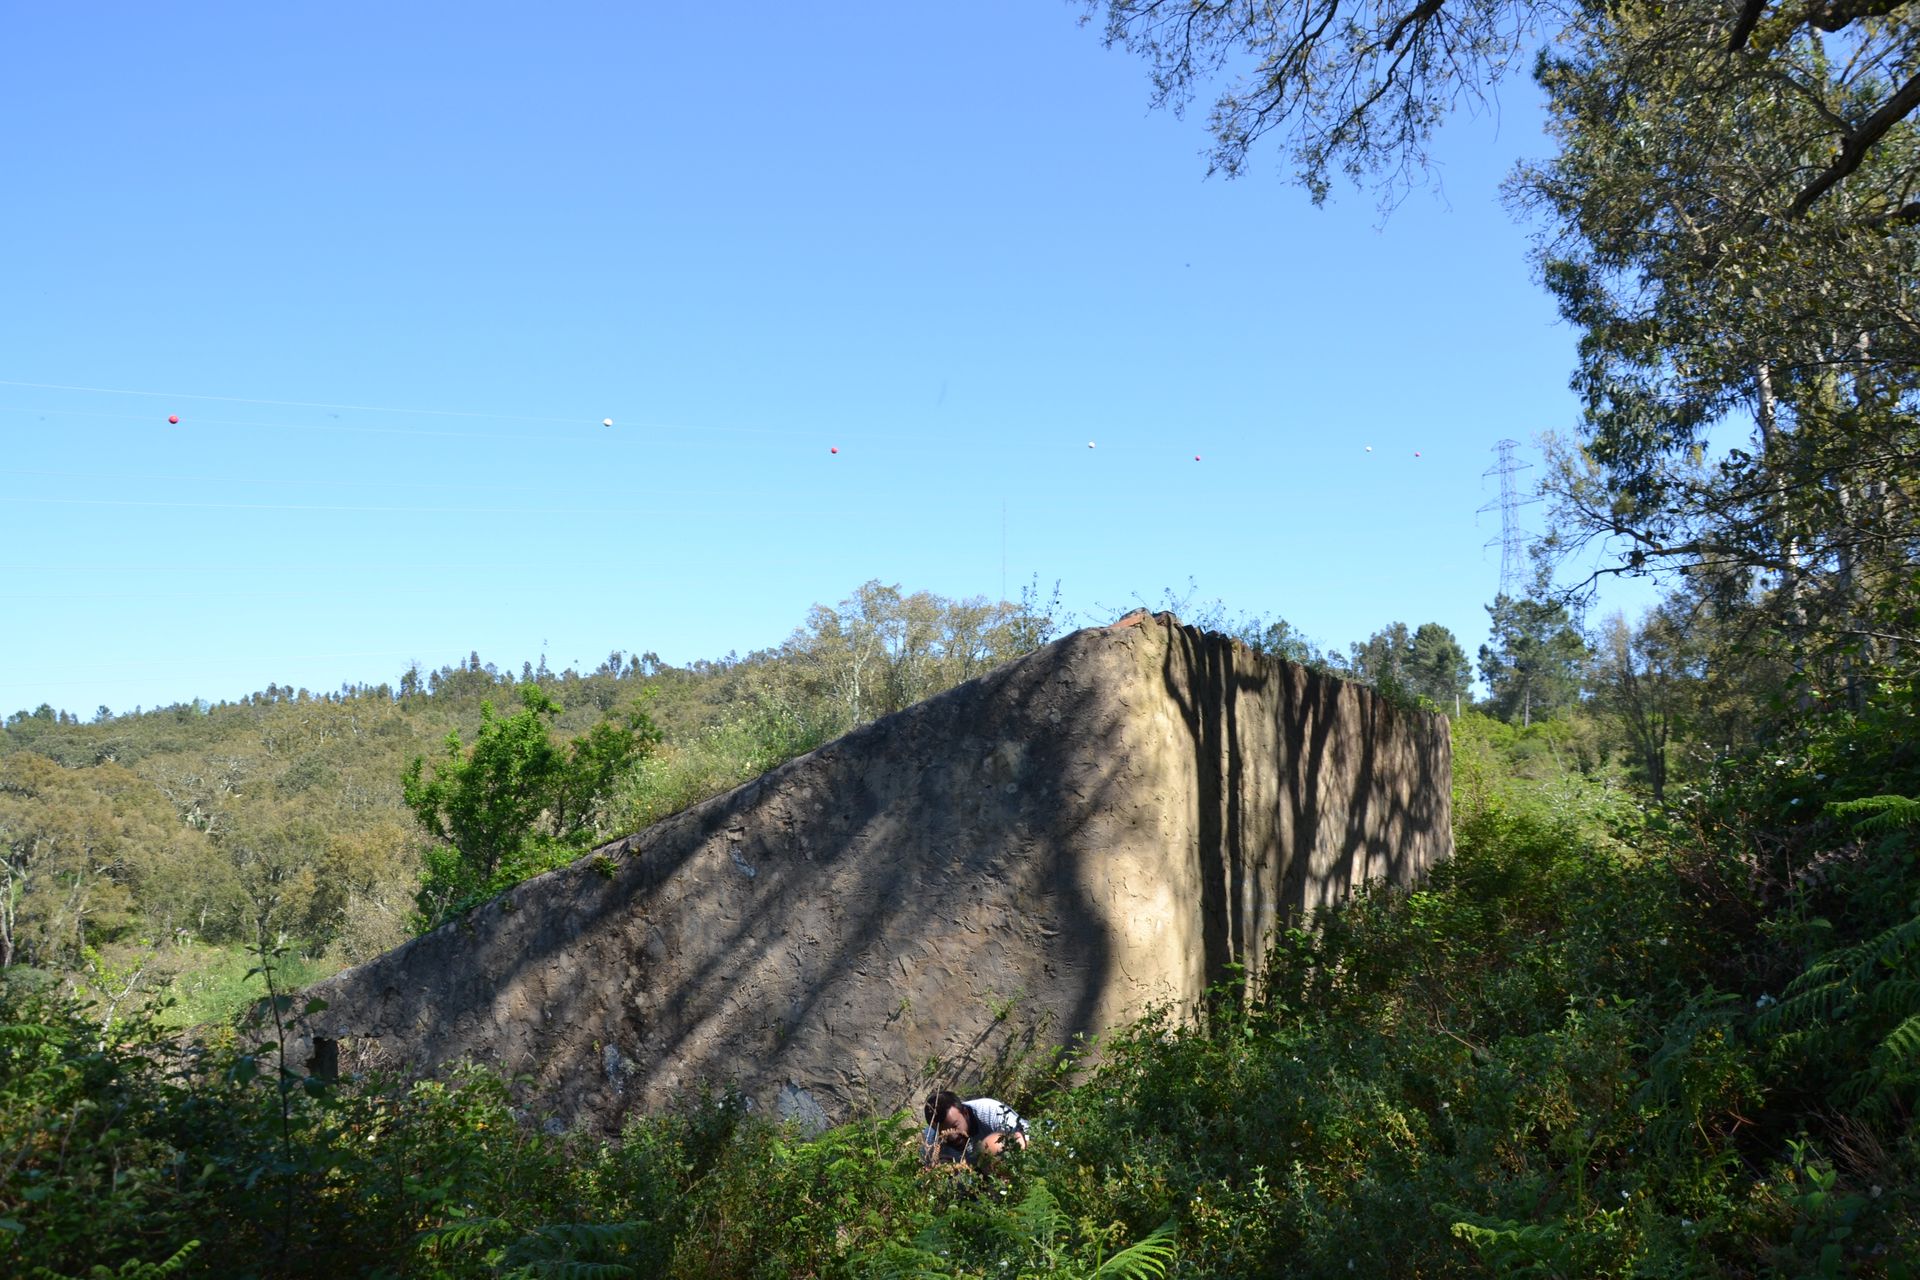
[1092,1220,1179,1280]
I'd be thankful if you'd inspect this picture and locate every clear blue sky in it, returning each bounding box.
[0,2,1652,717]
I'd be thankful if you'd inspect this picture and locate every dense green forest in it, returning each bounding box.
[9,0,1920,1274]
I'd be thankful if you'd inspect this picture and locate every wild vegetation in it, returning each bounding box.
[8,0,1920,1272]
[4,671,1916,1276]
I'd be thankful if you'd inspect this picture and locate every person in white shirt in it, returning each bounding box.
[921,1089,1029,1169]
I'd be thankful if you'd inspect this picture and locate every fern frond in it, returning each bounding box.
[1833,1071,1900,1121]
[500,1262,635,1280]
[1873,1012,1920,1070]
[862,1243,953,1280]
[1777,955,1852,999]
[1757,977,1857,1035]
[1091,1220,1179,1279]
[1007,1179,1069,1252]
[1828,794,1920,834]
[416,1216,510,1250]
[1764,916,1920,1034]
[498,1220,652,1278]
[29,1240,201,1280]
[1867,978,1920,1020]
[1862,915,1920,973]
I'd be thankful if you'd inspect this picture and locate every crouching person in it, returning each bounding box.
[921,1090,1028,1173]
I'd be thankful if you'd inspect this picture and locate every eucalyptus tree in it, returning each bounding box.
[1592,607,1700,802]
[1086,0,1920,679]
[1519,4,1920,687]
[1085,1,1920,214]
[778,581,1052,730]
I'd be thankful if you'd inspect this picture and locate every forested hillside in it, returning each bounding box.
[0,584,1070,1018]
[2,578,1494,1027]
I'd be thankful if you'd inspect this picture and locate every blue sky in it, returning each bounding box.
[1,2,1652,717]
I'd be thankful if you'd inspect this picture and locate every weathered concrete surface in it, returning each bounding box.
[294,613,1451,1132]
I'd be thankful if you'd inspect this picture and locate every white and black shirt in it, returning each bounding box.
[924,1096,1027,1163]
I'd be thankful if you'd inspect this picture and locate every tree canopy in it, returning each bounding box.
[1089,0,1920,683]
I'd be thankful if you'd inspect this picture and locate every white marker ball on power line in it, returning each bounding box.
[1365,445,1373,452]
[602,418,614,428]
[1087,441,1096,449]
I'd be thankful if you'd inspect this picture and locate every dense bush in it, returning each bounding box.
[6,697,1920,1277]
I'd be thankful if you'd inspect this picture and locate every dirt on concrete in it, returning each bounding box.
[293,613,1452,1133]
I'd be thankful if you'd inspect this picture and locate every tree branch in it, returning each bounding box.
[1384,0,1446,53]
[1789,68,1920,217]
[1728,0,1768,52]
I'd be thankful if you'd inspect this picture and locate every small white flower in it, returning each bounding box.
[1790,797,1802,806]
[1620,1190,1630,1200]
[1756,994,1776,1009]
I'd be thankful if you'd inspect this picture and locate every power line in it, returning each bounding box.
[0,401,804,442]
[0,378,583,422]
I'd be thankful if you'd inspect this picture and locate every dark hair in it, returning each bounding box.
[924,1090,963,1128]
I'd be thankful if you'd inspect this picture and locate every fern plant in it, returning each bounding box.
[1827,793,1920,838]
[498,1220,657,1279]
[871,1180,1177,1279]
[1756,794,1920,1117]
[27,1240,200,1280]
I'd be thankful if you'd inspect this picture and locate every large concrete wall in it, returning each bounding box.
[294,613,1451,1132]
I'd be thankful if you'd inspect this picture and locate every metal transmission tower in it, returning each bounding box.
[1479,439,1536,596]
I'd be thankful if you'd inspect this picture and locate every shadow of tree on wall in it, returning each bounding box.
[298,614,1449,1133]
[302,623,1144,1132]
[1160,615,1450,994]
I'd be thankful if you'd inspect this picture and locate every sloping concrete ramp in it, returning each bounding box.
[295,613,1451,1132]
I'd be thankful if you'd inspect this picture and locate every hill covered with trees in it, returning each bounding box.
[1,579,1493,1025]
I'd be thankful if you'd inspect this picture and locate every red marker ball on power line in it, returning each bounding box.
[168,415,179,424]
[1194,455,1201,461]
[830,446,838,454]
